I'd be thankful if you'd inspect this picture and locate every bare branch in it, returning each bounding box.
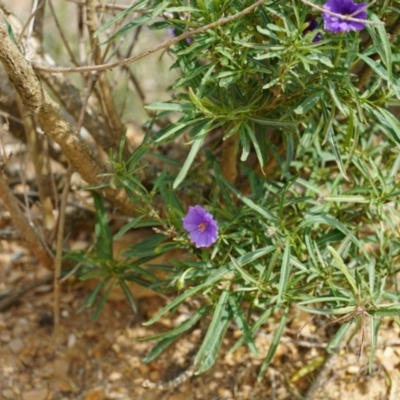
[31,0,267,74]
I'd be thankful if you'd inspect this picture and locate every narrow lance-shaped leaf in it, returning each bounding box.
[369,317,380,373]
[138,306,211,342]
[258,308,288,379]
[326,321,353,353]
[327,126,349,182]
[173,119,213,189]
[277,239,291,308]
[228,295,258,356]
[195,290,232,374]
[229,307,273,354]
[328,246,358,295]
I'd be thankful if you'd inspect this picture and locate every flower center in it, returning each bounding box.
[198,222,208,232]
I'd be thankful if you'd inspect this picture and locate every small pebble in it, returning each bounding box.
[347,365,360,375]
[67,333,77,349]
[108,371,122,381]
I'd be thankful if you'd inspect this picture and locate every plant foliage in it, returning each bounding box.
[73,0,400,378]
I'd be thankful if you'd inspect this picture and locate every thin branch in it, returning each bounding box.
[48,0,79,66]
[67,0,135,12]
[143,365,196,390]
[26,0,40,48]
[18,0,46,55]
[53,167,73,339]
[32,0,47,44]
[31,0,267,74]
[86,0,125,142]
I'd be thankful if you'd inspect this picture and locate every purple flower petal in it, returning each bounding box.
[303,20,323,42]
[182,205,218,248]
[322,0,367,33]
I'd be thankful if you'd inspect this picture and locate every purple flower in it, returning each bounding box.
[303,20,322,42]
[182,205,218,248]
[322,0,367,33]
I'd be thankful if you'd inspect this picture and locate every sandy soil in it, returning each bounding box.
[0,236,398,400]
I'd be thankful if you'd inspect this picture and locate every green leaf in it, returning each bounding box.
[146,102,193,113]
[144,246,277,326]
[122,234,167,259]
[92,279,116,320]
[228,295,258,356]
[229,307,273,354]
[173,119,213,188]
[4,17,18,47]
[258,308,288,378]
[277,239,291,308]
[367,14,392,80]
[296,305,355,316]
[195,290,232,374]
[230,255,258,286]
[294,91,324,115]
[327,246,358,295]
[375,107,400,145]
[114,217,160,240]
[297,214,367,258]
[81,277,110,310]
[143,336,178,363]
[308,54,333,68]
[119,280,138,314]
[327,82,347,116]
[323,195,369,203]
[240,129,251,161]
[327,127,349,181]
[368,307,400,317]
[222,179,277,222]
[369,317,380,373]
[138,305,211,342]
[357,53,388,81]
[247,116,296,129]
[244,123,264,167]
[159,181,185,215]
[326,321,353,353]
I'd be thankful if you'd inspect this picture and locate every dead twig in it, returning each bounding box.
[53,167,73,338]
[143,365,196,390]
